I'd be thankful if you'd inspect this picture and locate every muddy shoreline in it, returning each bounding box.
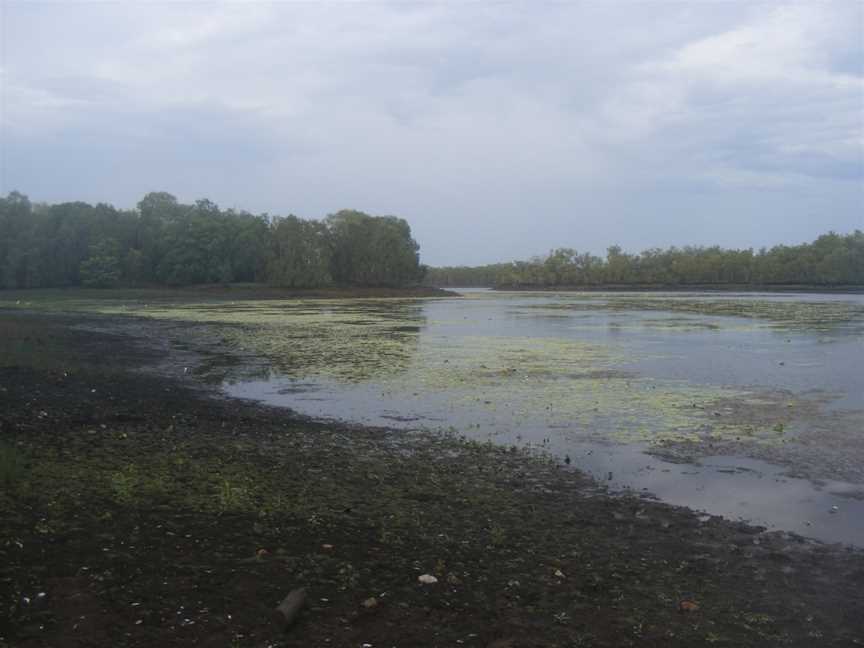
[0,284,458,304]
[1,311,863,647]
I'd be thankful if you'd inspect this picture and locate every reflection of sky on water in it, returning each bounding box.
[421,291,864,408]
[559,443,864,547]
[224,290,864,545]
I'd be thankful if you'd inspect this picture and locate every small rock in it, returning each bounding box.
[321,544,334,550]
[362,597,378,609]
[418,574,438,584]
[553,569,565,579]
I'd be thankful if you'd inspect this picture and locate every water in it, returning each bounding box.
[217,290,864,544]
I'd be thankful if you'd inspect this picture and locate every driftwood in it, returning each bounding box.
[272,587,307,630]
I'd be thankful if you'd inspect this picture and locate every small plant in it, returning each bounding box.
[217,479,249,512]
[0,442,26,489]
[434,558,447,576]
[489,524,507,547]
[109,464,139,503]
[336,562,358,591]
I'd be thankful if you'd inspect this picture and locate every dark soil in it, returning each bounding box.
[1,313,863,648]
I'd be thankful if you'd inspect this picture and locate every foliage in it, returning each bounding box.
[266,215,332,288]
[0,192,424,289]
[80,238,122,287]
[426,232,864,288]
[327,209,424,286]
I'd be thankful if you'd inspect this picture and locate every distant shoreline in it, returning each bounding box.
[436,284,864,294]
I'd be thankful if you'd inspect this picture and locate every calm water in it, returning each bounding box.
[223,290,864,545]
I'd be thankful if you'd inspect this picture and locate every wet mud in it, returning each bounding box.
[1,309,863,647]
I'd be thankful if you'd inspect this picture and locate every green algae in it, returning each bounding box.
[3,289,859,451]
[1,293,428,382]
[519,294,864,334]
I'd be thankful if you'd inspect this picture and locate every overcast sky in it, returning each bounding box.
[1,1,862,265]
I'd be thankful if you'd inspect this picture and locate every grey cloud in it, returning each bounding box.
[1,1,861,265]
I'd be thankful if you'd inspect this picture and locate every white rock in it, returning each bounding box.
[417,574,438,584]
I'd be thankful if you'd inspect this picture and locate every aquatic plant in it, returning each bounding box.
[5,290,860,454]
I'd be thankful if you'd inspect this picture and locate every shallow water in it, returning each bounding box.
[222,290,864,545]
[7,288,862,544]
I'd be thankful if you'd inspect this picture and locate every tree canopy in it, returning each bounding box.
[0,192,425,289]
[426,232,864,288]
[3,190,858,291]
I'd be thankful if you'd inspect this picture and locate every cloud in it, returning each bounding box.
[1,1,861,264]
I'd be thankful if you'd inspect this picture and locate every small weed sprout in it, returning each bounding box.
[489,524,506,547]
[109,464,139,504]
[0,442,25,489]
[217,479,249,512]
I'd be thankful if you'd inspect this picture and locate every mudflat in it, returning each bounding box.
[0,311,862,647]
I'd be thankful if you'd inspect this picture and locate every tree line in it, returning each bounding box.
[0,191,425,289]
[427,231,864,288]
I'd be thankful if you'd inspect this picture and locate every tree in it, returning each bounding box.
[80,238,122,287]
[265,216,332,288]
[327,210,423,286]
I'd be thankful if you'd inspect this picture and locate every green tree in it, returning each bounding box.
[80,238,122,287]
[327,210,422,286]
[265,216,332,288]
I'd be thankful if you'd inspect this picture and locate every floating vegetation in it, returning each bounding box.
[5,290,862,458]
[520,293,864,334]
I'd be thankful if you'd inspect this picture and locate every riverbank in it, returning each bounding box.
[0,284,457,305]
[478,284,864,293]
[1,312,863,647]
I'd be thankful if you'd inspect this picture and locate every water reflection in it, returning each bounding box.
[224,290,864,545]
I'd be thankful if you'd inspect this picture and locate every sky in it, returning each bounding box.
[1,1,862,266]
